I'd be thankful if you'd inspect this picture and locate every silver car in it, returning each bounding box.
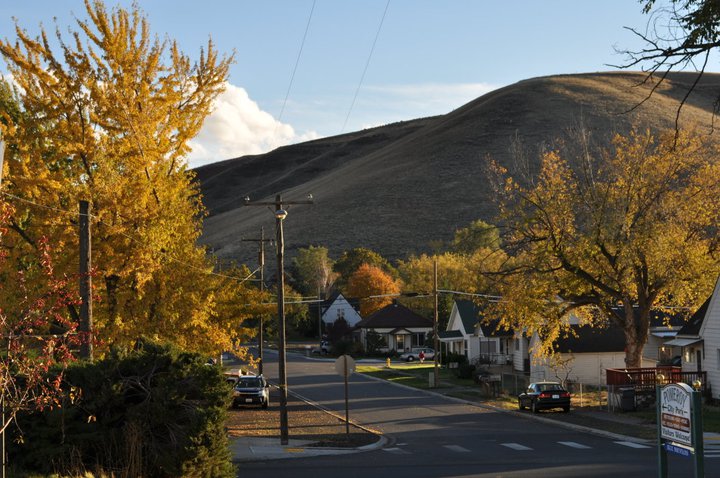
[399,347,435,362]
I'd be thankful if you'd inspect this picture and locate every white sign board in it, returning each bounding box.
[334,355,356,376]
[660,382,693,447]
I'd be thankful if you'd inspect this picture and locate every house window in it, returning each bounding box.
[337,309,345,320]
[685,348,694,363]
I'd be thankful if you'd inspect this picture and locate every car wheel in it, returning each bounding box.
[518,399,525,411]
[406,356,415,362]
[562,405,569,413]
[531,400,539,413]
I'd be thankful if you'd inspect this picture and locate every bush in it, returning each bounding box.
[10,339,235,478]
[441,352,468,366]
[455,362,476,379]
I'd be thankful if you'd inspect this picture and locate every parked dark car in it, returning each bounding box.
[518,381,571,413]
[232,375,270,409]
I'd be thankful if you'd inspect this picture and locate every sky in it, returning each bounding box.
[1,1,715,168]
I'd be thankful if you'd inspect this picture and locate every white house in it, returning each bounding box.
[698,276,720,399]
[439,300,513,365]
[355,302,433,353]
[530,324,656,385]
[321,291,363,328]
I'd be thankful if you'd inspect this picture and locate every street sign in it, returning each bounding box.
[664,443,691,458]
[660,383,693,446]
[334,355,355,435]
[334,355,356,376]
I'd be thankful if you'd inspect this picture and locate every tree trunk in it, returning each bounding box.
[623,305,647,368]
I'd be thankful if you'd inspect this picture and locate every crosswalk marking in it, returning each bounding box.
[614,441,651,449]
[558,441,592,449]
[443,445,471,453]
[384,447,411,455]
[501,443,533,451]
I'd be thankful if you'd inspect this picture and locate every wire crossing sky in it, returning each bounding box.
[2,1,718,168]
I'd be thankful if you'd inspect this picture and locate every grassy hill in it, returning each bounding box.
[195,71,720,266]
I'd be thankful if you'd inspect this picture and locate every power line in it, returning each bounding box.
[341,0,390,133]
[277,0,316,123]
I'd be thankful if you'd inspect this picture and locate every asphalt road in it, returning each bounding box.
[236,350,707,478]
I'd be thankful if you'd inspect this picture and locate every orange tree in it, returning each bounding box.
[490,129,720,367]
[345,263,401,316]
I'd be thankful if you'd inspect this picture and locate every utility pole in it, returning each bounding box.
[433,258,439,388]
[79,200,93,362]
[242,227,272,375]
[244,193,313,446]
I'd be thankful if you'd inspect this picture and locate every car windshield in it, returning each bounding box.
[237,378,262,388]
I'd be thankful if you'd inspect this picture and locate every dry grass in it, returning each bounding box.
[197,71,720,265]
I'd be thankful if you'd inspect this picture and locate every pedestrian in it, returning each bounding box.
[419,350,425,363]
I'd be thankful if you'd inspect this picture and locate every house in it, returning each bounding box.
[530,324,656,385]
[659,275,720,399]
[438,300,513,364]
[320,291,363,328]
[355,301,433,353]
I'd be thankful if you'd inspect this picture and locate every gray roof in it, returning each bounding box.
[356,302,432,329]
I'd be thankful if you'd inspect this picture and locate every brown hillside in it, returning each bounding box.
[195,71,720,266]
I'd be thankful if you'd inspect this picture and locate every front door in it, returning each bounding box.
[696,349,702,373]
[396,334,406,352]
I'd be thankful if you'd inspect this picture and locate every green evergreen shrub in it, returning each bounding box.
[10,339,234,477]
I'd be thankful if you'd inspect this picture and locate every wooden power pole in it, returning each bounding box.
[242,227,272,375]
[79,200,93,361]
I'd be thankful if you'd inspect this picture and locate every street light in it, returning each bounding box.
[244,193,313,446]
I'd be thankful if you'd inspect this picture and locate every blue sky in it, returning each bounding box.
[1,1,713,167]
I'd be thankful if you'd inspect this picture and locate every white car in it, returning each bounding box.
[399,347,435,362]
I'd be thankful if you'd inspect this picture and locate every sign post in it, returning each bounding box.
[334,355,356,435]
[657,382,704,477]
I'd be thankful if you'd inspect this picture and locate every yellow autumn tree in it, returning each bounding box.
[0,1,256,355]
[490,129,720,367]
[397,249,507,320]
[345,264,401,316]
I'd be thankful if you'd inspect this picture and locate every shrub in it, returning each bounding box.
[455,362,476,379]
[10,339,234,477]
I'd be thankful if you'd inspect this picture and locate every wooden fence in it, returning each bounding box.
[606,367,706,392]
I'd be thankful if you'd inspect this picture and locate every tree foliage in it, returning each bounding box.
[0,1,255,355]
[345,263,401,316]
[449,220,501,254]
[0,200,79,442]
[333,247,396,288]
[490,128,720,366]
[290,245,336,296]
[11,340,234,477]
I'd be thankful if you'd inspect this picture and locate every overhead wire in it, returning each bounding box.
[341,0,391,133]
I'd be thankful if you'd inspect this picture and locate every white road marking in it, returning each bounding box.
[614,441,651,449]
[443,445,471,453]
[501,443,533,451]
[558,441,591,449]
[384,447,411,455]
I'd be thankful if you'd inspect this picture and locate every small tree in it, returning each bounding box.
[345,264,401,316]
[0,201,81,470]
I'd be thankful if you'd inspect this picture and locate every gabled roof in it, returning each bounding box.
[677,297,711,337]
[553,325,626,354]
[454,300,512,337]
[438,330,463,339]
[356,302,432,329]
[454,300,480,334]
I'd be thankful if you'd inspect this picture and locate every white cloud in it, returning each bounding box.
[186,83,318,168]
